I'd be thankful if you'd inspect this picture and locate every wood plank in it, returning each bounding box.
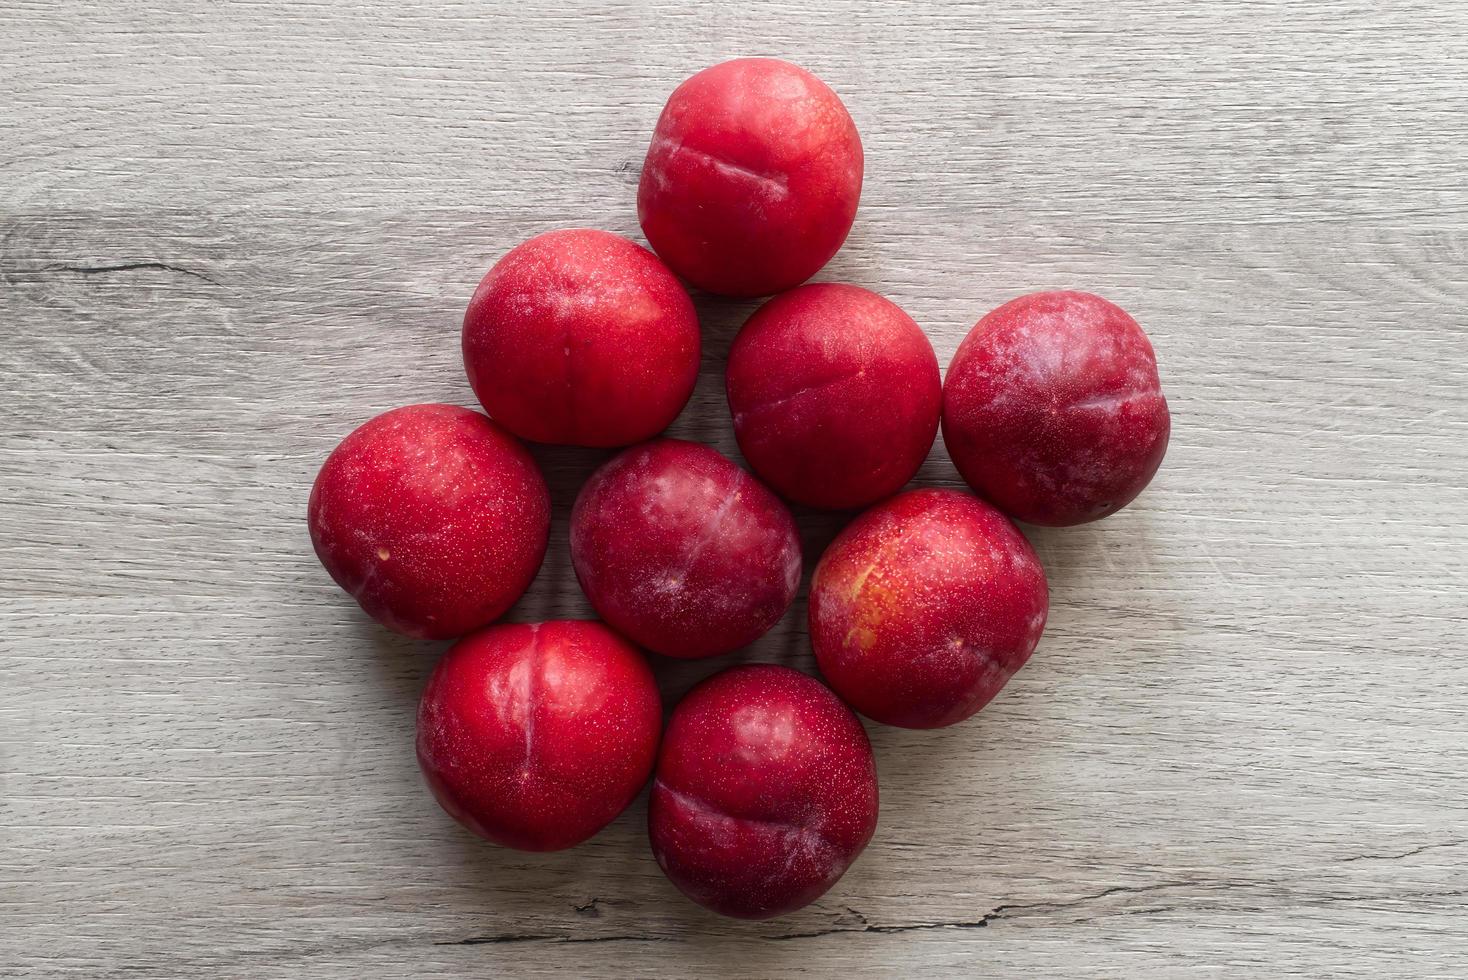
[3,1,1466,975]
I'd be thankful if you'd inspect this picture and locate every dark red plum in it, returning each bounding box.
[942,291,1170,526]
[649,664,878,918]
[570,439,801,659]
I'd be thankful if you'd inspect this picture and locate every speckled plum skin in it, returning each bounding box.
[809,489,1048,729]
[570,439,801,659]
[649,664,878,919]
[462,229,700,447]
[942,291,1171,526]
[416,620,661,851]
[726,283,941,509]
[638,57,863,297]
[307,404,550,640]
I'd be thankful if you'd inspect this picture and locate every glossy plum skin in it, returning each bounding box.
[638,57,863,297]
[809,489,1048,729]
[307,404,550,640]
[649,664,879,919]
[462,229,700,447]
[942,291,1171,526]
[416,620,662,852]
[570,439,801,659]
[727,283,941,509]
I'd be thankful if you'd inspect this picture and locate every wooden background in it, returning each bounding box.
[4,1,1466,976]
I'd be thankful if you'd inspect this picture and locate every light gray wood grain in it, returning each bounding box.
[3,1,1466,976]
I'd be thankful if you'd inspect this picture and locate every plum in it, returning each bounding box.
[638,57,863,297]
[570,439,800,659]
[649,664,878,919]
[462,228,700,447]
[416,620,661,851]
[809,488,1048,729]
[726,283,940,509]
[307,404,550,640]
[942,290,1171,526]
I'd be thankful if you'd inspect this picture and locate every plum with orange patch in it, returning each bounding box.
[638,58,863,297]
[462,229,700,447]
[416,620,662,851]
[570,439,801,659]
[809,488,1048,729]
[942,290,1170,525]
[726,283,940,509]
[649,664,878,918]
[307,404,550,640]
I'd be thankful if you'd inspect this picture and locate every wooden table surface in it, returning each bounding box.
[5,2,1466,976]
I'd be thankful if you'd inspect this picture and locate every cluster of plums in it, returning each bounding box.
[308,58,1170,920]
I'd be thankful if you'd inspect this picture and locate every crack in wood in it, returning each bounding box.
[1341,840,1468,862]
[40,261,220,285]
